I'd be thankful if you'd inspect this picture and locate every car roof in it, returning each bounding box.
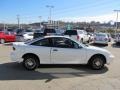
[44,35,70,38]
[25,35,71,45]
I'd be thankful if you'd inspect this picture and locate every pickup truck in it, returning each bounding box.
[64,30,90,43]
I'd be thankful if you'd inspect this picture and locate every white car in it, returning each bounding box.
[23,32,34,41]
[11,36,114,70]
[115,33,120,44]
[64,30,90,43]
[94,33,109,45]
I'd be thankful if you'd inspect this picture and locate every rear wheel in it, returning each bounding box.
[23,56,39,70]
[81,38,83,43]
[87,38,90,43]
[0,39,5,44]
[89,56,105,70]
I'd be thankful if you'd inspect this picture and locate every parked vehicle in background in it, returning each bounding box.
[0,31,16,44]
[94,33,109,45]
[33,28,56,39]
[33,29,44,39]
[55,29,64,35]
[88,33,94,42]
[64,30,90,43]
[115,33,120,44]
[23,32,34,41]
[11,36,114,70]
[16,29,34,41]
[7,28,16,35]
[107,33,112,42]
[43,28,56,36]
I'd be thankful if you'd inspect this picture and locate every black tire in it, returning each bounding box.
[89,56,105,70]
[23,56,39,70]
[81,38,83,43]
[0,39,5,44]
[87,38,90,43]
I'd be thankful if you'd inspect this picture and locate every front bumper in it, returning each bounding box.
[106,54,114,65]
[11,52,23,63]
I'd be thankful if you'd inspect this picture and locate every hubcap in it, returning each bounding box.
[95,60,101,66]
[93,58,103,68]
[27,60,34,66]
[25,58,36,69]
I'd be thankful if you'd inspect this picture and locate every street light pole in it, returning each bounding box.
[46,5,54,24]
[17,15,20,29]
[39,16,42,29]
[114,10,120,36]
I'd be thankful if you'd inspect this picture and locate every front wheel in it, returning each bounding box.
[89,56,105,70]
[23,56,39,70]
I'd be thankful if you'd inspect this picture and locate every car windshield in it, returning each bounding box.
[96,33,106,37]
[28,33,33,36]
[78,30,83,34]
[64,30,77,35]
[25,30,33,32]
[44,29,56,33]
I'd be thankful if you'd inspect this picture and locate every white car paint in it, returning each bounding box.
[23,32,34,41]
[64,30,90,43]
[11,36,114,65]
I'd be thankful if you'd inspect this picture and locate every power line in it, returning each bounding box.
[52,0,116,16]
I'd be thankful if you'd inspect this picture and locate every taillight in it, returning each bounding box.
[94,38,96,40]
[77,36,80,40]
[13,47,15,51]
[105,38,108,41]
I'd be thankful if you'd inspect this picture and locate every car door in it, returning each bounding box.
[51,37,86,64]
[30,38,52,64]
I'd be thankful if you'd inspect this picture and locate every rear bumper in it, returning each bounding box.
[94,41,108,44]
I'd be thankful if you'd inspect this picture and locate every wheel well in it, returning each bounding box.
[22,53,40,63]
[88,54,106,64]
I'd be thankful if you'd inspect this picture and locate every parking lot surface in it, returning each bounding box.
[0,42,120,90]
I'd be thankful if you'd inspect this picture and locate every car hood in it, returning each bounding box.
[13,42,27,46]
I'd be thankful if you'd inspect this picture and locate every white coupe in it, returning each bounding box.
[11,36,114,70]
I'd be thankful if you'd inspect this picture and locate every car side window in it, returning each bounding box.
[31,38,52,47]
[53,37,79,48]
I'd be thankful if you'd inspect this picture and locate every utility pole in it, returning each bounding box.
[38,16,42,29]
[46,5,54,24]
[3,23,6,31]
[114,10,120,36]
[17,15,20,29]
